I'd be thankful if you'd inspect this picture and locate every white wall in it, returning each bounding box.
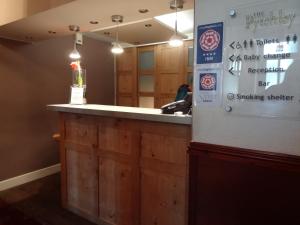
[193,0,300,155]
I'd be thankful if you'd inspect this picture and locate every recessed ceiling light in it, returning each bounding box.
[104,32,111,36]
[48,30,56,34]
[25,36,34,40]
[145,24,152,28]
[90,20,99,24]
[139,9,149,13]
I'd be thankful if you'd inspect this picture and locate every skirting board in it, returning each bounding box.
[0,164,61,191]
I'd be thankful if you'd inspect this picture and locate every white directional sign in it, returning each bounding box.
[223,0,300,119]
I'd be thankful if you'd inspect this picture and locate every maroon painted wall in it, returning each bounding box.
[0,35,114,180]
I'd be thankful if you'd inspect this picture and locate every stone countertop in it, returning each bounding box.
[47,104,192,125]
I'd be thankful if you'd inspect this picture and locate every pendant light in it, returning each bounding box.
[169,0,184,47]
[69,25,81,59]
[111,15,124,54]
[69,42,81,59]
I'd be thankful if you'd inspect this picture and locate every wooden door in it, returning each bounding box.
[116,48,138,107]
[97,118,140,225]
[155,44,185,107]
[140,122,190,225]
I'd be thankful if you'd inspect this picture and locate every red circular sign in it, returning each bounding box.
[200,74,216,90]
[199,29,220,52]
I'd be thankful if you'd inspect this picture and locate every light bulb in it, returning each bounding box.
[111,42,124,54]
[69,48,81,59]
[169,34,183,47]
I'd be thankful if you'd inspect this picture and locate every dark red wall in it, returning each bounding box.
[0,35,114,180]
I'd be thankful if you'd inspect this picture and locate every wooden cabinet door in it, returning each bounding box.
[97,118,139,225]
[99,158,136,225]
[155,44,185,107]
[65,146,98,218]
[61,114,99,219]
[117,48,137,107]
[141,169,186,225]
[140,122,190,225]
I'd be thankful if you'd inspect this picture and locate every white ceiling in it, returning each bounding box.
[92,18,187,45]
[0,0,194,43]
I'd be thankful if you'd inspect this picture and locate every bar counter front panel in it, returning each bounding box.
[48,104,191,225]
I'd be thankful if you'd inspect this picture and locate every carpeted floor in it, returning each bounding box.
[0,174,96,225]
[0,199,41,225]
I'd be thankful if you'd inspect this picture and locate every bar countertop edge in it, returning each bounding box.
[47,104,192,125]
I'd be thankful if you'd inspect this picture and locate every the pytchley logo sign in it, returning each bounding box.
[246,9,296,32]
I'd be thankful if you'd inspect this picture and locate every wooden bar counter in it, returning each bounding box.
[47,104,191,225]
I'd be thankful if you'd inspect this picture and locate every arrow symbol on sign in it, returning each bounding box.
[229,41,235,49]
[229,55,235,62]
[229,67,234,75]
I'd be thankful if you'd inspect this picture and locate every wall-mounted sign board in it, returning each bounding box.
[223,0,300,119]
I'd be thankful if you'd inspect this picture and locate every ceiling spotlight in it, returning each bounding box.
[139,9,149,13]
[69,25,80,32]
[48,30,56,34]
[104,32,111,36]
[68,25,81,59]
[111,15,124,55]
[168,0,183,47]
[90,20,99,24]
[25,36,33,40]
[145,24,152,28]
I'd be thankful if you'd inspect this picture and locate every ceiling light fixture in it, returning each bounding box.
[90,20,99,24]
[68,25,81,60]
[111,15,124,55]
[138,9,149,13]
[169,0,184,47]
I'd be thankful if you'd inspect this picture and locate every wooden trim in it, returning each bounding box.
[138,92,155,97]
[59,113,67,208]
[189,142,300,171]
[138,69,154,75]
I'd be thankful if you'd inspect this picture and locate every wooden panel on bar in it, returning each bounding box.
[66,147,98,218]
[188,142,300,225]
[59,112,191,225]
[140,121,190,225]
[97,118,140,225]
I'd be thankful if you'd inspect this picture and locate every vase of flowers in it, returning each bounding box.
[70,61,86,104]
